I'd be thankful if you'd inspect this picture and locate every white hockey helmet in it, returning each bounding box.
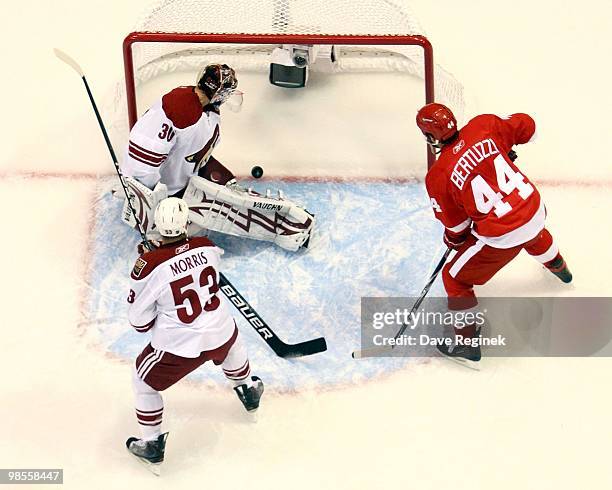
[154,197,189,237]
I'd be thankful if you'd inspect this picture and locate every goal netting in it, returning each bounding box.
[112,0,465,173]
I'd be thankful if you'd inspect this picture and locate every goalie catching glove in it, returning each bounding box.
[183,176,314,251]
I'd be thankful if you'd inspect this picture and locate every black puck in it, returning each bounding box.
[251,165,264,179]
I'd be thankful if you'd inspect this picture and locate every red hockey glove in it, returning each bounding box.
[443,228,470,250]
[137,240,160,255]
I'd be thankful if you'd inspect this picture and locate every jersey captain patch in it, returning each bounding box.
[133,257,148,278]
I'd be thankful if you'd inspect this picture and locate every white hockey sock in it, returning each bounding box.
[132,368,164,441]
[221,331,252,386]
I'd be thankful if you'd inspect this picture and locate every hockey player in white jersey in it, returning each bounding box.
[125,197,264,473]
[119,63,314,252]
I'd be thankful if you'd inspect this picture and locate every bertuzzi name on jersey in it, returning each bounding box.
[451,137,500,190]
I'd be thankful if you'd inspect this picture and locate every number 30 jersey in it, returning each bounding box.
[121,86,221,195]
[425,113,542,249]
[127,236,235,358]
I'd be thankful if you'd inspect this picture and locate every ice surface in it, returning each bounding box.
[85,179,444,389]
[3,0,612,488]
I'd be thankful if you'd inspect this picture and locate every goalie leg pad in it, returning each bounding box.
[183,176,314,252]
[120,177,168,236]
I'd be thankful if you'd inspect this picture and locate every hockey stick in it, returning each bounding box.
[218,277,327,358]
[351,247,452,359]
[53,49,138,215]
[55,48,327,358]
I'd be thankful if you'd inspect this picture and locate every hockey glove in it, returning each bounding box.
[443,228,470,250]
[137,240,160,255]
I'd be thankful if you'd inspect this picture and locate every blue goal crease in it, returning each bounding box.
[86,180,444,390]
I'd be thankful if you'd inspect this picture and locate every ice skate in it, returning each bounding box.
[436,338,481,371]
[234,376,264,412]
[126,432,169,476]
[546,256,572,283]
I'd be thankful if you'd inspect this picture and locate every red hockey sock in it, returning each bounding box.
[544,253,566,272]
[453,323,477,339]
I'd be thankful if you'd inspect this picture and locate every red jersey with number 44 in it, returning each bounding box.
[127,236,235,358]
[425,113,543,249]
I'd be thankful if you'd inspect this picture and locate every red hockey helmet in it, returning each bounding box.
[416,103,458,152]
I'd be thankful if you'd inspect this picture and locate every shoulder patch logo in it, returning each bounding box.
[133,258,147,278]
[176,243,190,254]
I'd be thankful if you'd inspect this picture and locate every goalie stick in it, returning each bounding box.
[55,48,327,359]
[351,247,452,359]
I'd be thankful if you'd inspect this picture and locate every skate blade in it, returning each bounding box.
[246,408,259,423]
[437,351,481,371]
[148,463,162,477]
[127,450,163,476]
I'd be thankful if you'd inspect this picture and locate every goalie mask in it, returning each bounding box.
[154,197,190,237]
[416,103,458,153]
[196,63,242,110]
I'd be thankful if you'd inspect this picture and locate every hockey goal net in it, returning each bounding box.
[121,0,464,169]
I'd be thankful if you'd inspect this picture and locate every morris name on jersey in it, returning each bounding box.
[128,237,235,358]
[169,250,209,276]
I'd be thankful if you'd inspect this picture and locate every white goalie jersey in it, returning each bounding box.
[121,86,221,195]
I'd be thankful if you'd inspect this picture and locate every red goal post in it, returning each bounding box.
[123,32,436,167]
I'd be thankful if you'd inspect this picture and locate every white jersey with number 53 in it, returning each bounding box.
[425,113,541,249]
[127,236,235,358]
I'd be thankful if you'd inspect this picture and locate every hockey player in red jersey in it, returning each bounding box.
[416,103,572,363]
[119,63,314,251]
[125,197,264,473]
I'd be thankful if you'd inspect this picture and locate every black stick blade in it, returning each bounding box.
[274,336,328,358]
[219,274,327,359]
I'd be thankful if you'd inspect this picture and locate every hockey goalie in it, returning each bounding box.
[117,63,314,252]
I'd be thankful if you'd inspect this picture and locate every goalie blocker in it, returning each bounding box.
[183,176,314,252]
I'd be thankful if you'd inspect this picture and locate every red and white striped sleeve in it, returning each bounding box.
[121,101,176,190]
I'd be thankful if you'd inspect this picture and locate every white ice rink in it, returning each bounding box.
[2,1,612,488]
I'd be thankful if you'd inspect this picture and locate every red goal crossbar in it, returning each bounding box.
[123,32,436,168]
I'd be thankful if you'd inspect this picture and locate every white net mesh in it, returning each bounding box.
[137,0,425,35]
[123,0,463,109]
[105,0,464,177]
